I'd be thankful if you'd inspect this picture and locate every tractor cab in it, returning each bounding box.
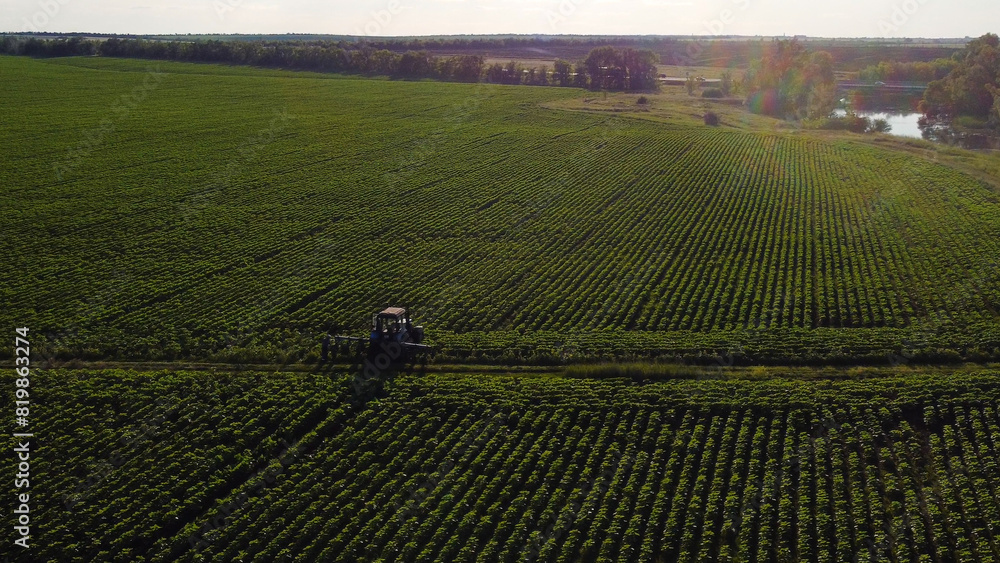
[371,307,424,345]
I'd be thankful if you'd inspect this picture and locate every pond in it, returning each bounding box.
[832,108,924,139]
[833,104,1000,151]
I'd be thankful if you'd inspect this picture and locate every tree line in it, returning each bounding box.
[858,58,957,83]
[0,36,486,82]
[0,36,658,91]
[920,33,1000,125]
[853,34,999,127]
[6,32,963,68]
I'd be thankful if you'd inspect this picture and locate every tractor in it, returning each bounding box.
[333,306,432,362]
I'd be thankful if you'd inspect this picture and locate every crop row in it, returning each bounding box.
[146,371,1000,562]
[4,58,1000,363]
[5,369,349,563]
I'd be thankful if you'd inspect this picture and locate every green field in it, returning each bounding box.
[2,55,1000,366]
[9,369,1000,562]
[5,53,1000,562]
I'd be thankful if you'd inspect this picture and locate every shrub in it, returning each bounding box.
[702,88,724,99]
[869,118,892,133]
[637,96,649,105]
[817,113,870,133]
[704,112,720,126]
[953,115,990,129]
[816,113,894,134]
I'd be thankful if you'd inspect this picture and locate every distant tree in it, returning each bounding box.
[859,58,958,83]
[351,48,399,75]
[720,71,733,96]
[582,46,658,91]
[453,55,484,82]
[397,51,432,78]
[920,80,949,116]
[620,48,659,90]
[486,62,505,84]
[742,40,836,119]
[685,75,697,96]
[573,62,589,88]
[503,60,523,85]
[436,56,457,80]
[704,112,720,126]
[370,49,399,75]
[585,45,622,90]
[51,37,97,57]
[818,111,871,133]
[921,33,1000,121]
[534,65,550,86]
[553,59,573,87]
[807,81,837,119]
[801,52,838,118]
[312,46,350,72]
[990,84,1000,126]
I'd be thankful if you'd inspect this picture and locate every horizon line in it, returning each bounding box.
[0,31,978,42]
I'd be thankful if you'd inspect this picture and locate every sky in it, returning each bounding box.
[3,0,997,39]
